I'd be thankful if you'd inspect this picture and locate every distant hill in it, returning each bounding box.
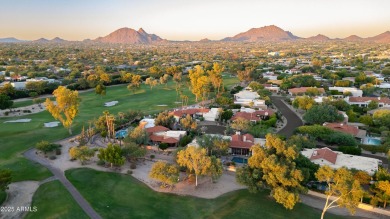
[2,26,390,44]
[366,31,390,43]
[199,38,212,42]
[305,34,331,41]
[343,35,363,41]
[0,37,26,43]
[94,27,165,44]
[222,25,300,42]
[51,37,67,43]
[33,38,50,43]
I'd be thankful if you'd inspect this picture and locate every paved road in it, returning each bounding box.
[270,96,303,137]
[24,149,102,219]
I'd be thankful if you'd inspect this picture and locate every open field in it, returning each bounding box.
[0,76,239,182]
[25,180,89,219]
[65,168,347,219]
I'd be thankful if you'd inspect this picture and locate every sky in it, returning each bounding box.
[0,0,389,41]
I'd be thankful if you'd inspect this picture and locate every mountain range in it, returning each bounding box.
[1,25,390,44]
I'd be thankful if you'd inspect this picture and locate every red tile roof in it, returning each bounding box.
[348,97,390,104]
[231,110,275,121]
[230,133,255,149]
[310,147,338,164]
[323,122,359,136]
[288,87,325,94]
[149,134,178,144]
[230,141,253,149]
[146,126,170,134]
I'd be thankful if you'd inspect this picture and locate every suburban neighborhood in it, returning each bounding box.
[1,1,390,219]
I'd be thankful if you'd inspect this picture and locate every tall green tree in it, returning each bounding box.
[303,104,344,125]
[98,144,125,168]
[121,141,147,162]
[0,94,13,110]
[0,169,12,191]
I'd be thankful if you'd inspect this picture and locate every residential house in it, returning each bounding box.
[234,88,267,109]
[301,147,381,175]
[230,132,255,156]
[231,109,275,122]
[202,108,222,122]
[146,126,186,147]
[342,77,356,83]
[323,122,366,139]
[263,84,280,93]
[10,81,26,90]
[345,97,390,108]
[170,108,210,122]
[328,87,363,97]
[139,118,155,129]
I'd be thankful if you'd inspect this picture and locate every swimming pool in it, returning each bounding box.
[362,137,382,146]
[231,157,248,164]
[115,129,128,139]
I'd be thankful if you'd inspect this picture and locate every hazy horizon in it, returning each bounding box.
[1,0,389,41]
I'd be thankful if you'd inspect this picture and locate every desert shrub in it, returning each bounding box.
[49,155,56,160]
[159,143,169,151]
[130,163,137,169]
[179,135,193,147]
[97,160,105,166]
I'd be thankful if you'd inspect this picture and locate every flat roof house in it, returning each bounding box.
[301,147,381,175]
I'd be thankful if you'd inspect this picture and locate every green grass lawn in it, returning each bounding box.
[0,190,6,206]
[66,168,346,219]
[25,180,89,219]
[0,76,239,182]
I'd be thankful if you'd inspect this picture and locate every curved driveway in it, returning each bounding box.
[24,149,102,219]
[270,96,303,137]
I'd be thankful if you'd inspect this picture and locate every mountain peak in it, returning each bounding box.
[223,25,299,42]
[306,34,330,41]
[95,27,164,44]
[138,28,146,34]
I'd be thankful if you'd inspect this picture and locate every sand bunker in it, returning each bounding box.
[4,119,32,123]
[44,121,60,128]
[104,101,119,107]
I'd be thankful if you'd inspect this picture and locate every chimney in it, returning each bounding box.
[236,131,241,136]
[243,135,247,142]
